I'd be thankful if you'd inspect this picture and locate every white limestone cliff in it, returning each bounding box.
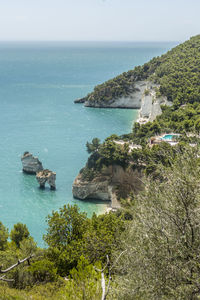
[75,80,171,123]
[72,165,142,209]
[137,82,172,124]
[84,81,146,109]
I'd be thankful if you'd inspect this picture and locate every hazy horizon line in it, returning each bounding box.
[0,40,180,43]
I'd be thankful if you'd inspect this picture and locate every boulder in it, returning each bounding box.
[21,152,43,174]
[36,169,56,190]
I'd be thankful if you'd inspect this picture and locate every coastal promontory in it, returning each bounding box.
[73,35,200,207]
[73,164,142,209]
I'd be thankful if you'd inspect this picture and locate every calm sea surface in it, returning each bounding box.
[0,41,177,245]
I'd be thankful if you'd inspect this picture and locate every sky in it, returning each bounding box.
[0,0,199,41]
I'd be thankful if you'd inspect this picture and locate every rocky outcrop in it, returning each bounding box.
[81,81,146,108]
[74,81,171,123]
[73,172,111,201]
[36,169,56,190]
[21,152,56,191]
[84,81,147,108]
[72,165,142,209]
[21,152,43,174]
[137,82,172,124]
[74,97,87,104]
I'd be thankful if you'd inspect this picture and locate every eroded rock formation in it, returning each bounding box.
[137,82,172,124]
[75,81,146,109]
[21,152,43,174]
[72,165,142,209]
[36,169,56,190]
[75,81,171,123]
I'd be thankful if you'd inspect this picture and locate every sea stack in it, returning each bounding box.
[21,152,43,174]
[36,169,56,190]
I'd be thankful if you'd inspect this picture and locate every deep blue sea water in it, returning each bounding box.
[0,41,177,246]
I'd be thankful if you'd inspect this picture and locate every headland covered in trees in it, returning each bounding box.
[73,35,200,210]
[1,35,200,299]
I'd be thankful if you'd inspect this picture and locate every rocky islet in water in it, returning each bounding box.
[36,169,56,190]
[21,152,43,174]
[21,152,56,190]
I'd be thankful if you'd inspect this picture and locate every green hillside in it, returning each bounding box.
[81,35,200,107]
[78,35,200,200]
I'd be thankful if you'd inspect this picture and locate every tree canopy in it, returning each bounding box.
[115,148,200,300]
[10,223,30,248]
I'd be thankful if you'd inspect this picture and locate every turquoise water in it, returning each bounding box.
[161,134,179,140]
[0,41,177,246]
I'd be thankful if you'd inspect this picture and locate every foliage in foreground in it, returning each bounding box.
[0,258,104,300]
[44,205,125,276]
[114,148,200,300]
[0,205,125,299]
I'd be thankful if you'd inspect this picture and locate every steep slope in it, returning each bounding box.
[75,35,200,109]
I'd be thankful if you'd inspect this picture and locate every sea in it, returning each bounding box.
[0,41,177,246]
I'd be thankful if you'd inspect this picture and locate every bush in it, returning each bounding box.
[10,223,30,248]
[29,259,58,283]
[0,221,8,250]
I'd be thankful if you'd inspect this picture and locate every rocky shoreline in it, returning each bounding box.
[72,81,170,207]
[72,165,143,210]
[75,81,145,108]
[75,80,171,124]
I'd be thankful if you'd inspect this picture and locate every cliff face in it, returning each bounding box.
[75,35,200,112]
[72,165,142,209]
[137,82,172,124]
[84,81,146,109]
[75,80,170,123]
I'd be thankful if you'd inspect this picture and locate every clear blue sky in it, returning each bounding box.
[0,0,199,41]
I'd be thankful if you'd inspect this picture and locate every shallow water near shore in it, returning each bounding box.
[0,41,177,246]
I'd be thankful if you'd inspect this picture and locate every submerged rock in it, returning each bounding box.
[21,152,43,174]
[36,169,56,190]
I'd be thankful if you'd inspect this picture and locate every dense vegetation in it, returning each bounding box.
[114,148,200,300]
[0,207,126,299]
